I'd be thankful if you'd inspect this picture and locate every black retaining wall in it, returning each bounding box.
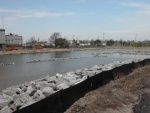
[14,58,150,113]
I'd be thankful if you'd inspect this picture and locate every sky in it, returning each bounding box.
[0,0,150,43]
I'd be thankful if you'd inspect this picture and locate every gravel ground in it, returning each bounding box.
[65,65,150,113]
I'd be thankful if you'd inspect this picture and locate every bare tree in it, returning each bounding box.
[27,36,37,44]
[49,32,61,43]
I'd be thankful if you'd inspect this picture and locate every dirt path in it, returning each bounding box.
[65,65,150,113]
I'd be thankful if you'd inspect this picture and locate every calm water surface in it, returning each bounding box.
[0,50,148,91]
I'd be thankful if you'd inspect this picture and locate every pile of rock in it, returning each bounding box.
[0,62,15,66]
[0,58,147,113]
[25,56,89,63]
[117,50,150,55]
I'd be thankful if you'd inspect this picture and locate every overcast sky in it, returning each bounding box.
[0,0,150,42]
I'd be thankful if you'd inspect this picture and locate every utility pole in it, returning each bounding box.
[73,35,75,40]
[103,33,105,42]
[135,34,137,42]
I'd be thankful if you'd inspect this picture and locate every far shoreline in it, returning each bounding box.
[0,47,101,55]
[0,47,150,56]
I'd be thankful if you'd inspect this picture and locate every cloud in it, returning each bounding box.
[120,2,150,16]
[108,0,119,3]
[15,12,49,18]
[139,10,150,16]
[0,8,75,28]
[121,2,145,8]
[14,11,75,18]
[76,0,87,3]
[0,8,19,13]
[0,8,75,19]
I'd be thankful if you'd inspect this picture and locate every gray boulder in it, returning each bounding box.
[0,96,11,109]
[1,106,12,113]
[68,79,79,86]
[19,93,32,104]
[57,82,69,90]
[24,82,30,87]
[22,87,27,92]
[35,81,48,89]
[15,88,23,94]
[33,90,45,101]
[19,101,36,109]
[75,70,82,75]
[35,84,41,90]
[102,66,112,71]
[26,86,36,96]
[2,95,13,102]
[55,78,67,85]
[56,73,63,78]
[46,76,57,82]
[42,87,54,97]
[44,83,57,90]
[17,84,25,90]
[2,89,16,97]
[24,81,35,87]
[13,94,23,108]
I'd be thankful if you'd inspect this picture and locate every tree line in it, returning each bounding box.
[26,32,150,48]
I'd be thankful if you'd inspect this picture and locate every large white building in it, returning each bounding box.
[0,29,23,47]
[5,33,23,46]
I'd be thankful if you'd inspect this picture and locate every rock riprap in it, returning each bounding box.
[0,58,148,113]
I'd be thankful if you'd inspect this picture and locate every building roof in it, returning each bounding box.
[0,29,5,31]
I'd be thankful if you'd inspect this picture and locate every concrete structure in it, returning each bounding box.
[5,33,23,46]
[0,29,5,47]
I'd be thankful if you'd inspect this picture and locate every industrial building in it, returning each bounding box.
[5,33,23,46]
[0,29,23,48]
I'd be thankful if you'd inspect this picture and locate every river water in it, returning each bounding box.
[0,49,149,91]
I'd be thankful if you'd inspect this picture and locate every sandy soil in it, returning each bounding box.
[65,65,150,113]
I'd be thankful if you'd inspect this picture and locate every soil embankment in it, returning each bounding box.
[0,48,100,55]
[65,65,150,113]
